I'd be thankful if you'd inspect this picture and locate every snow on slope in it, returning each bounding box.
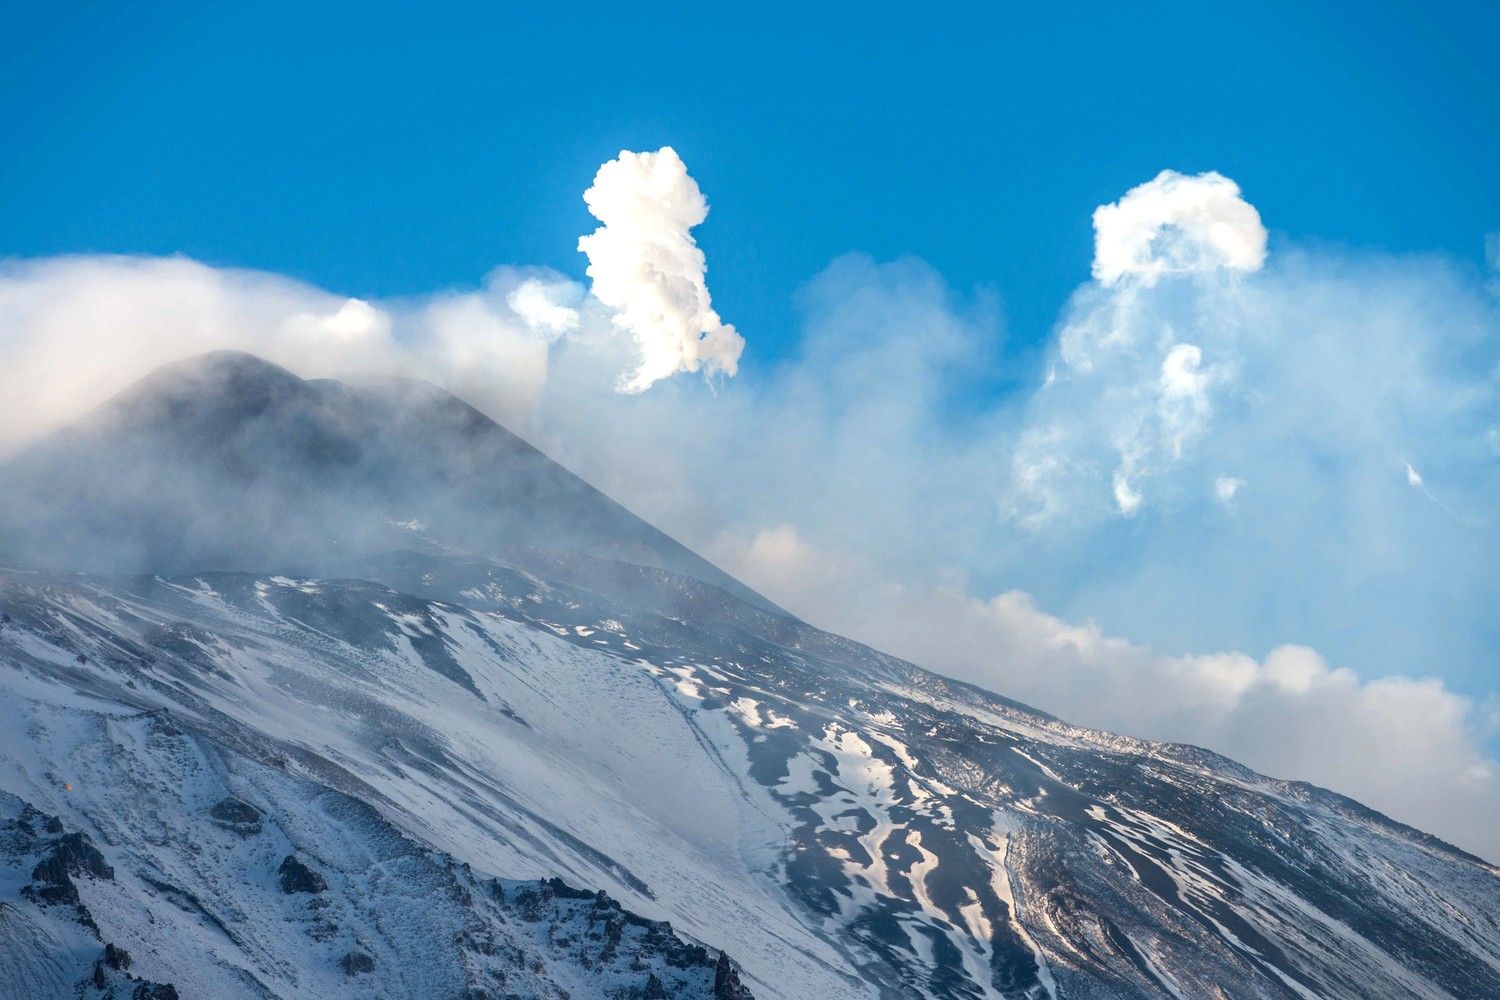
[0,655,754,999]
[3,559,1498,1000]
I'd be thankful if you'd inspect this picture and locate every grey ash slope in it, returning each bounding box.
[1,353,1498,1000]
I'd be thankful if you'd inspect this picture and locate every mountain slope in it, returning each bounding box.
[1,353,1497,999]
[3,559,1496,999]
[0,697,753,1000]
[0,350,780,615]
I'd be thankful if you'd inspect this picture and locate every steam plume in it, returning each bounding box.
[1093,170,1267,285]
[578,147,745,392]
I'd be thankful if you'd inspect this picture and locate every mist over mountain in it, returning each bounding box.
[0,350,776,613]
[1,352,1497,999]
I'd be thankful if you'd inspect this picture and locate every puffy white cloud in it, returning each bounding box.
[1092,170,1267,286]
[317,298,387,339]
[578,147,745,392]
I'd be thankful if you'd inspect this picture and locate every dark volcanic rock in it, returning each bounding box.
[25,826,113,907]
[278,854,328,894]
[714,950,752,1000]
[495,877,756,998]
[46,831,114,880]
[131,984,179,1000]
[208,796,262,834]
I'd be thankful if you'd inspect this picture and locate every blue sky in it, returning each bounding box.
[4,1,1500,852]
[3,1,1496,371]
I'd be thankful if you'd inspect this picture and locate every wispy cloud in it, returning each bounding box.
[1405,461,1478,525]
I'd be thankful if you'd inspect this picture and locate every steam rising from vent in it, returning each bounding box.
[1092,170,1267,285]
[578,147,745,392]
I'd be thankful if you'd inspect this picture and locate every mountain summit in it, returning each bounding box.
[1,353,1497,999]
[0,350,778,613]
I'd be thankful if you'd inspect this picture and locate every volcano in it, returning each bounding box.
[1,353,1496,999]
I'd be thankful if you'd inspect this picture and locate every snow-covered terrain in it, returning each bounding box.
[2,353,1497,998]
[5,560,1498,999]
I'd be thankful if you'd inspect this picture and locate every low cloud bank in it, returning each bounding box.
[713,523,1500,860]
[0,256,581,454]
[2,165,1498,860]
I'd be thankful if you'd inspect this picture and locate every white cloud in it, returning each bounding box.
[1092,170,1267,286]
[1097,339,1217,516]
[1113,470,1143,516]
[1214,475,1245,504]
[317,298,387,339]
[0,256,611,458]
[711,524,862,600]
[578,147,745,392]
[0,256,377,458]
[415,276,560,426]
[506,277,580,336]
